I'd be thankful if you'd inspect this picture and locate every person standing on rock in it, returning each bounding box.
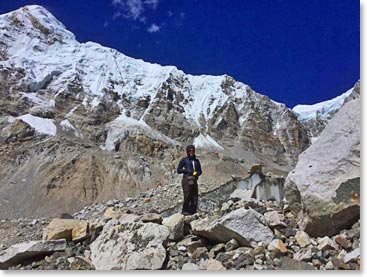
[177,145,202,215]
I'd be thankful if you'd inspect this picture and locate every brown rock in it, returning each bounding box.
[68,256,94,270]
[335,234,352,250]
[331,258,350,270]
[137,213,163,224]
[5,119,35,142]
[248,164,262,175]
[103,207,125,220]
[209,243,225,259]
[42,219,89,242]
[206,259,226,270]
[268,239,288,254]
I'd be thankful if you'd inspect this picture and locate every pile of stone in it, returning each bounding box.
[0,193,360,270]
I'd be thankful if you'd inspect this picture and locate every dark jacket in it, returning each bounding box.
[177,157,202,179]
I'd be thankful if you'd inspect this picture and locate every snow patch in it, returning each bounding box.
[17,114,56,136]
[105,114,180,151]
[292,88,353,121]
[20,92,54,107]
[194,133,224,151]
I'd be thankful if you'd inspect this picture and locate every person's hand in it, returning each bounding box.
[193,171,198,177]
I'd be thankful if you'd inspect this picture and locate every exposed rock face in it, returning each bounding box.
[3,119,35,142]
[190,208,274,246]
[90,221,170,270]
[285,97,360,237]
[0,137,178,219]
[0,5,311,218]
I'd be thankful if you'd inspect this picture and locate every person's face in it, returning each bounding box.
[188,149,195,157]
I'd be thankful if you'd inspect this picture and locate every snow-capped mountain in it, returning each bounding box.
[292,88,353,122]
[291,81,360,142]
[0,5,356,218]
[0,5,310,165]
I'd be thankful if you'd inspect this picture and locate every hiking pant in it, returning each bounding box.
[181,177,198,215]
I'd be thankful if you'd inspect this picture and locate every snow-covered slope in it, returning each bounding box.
[0,5,311,169]
[292,88,353,122]
[0,5,249,126]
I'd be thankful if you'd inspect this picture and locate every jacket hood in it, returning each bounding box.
[186,145,196,158]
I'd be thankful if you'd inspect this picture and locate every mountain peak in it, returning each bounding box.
[0,4,76,43]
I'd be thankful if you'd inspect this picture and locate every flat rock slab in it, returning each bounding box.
[191,208,273,246]
[0,240,67,270]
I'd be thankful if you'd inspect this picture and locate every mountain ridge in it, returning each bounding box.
[0,5,357,218]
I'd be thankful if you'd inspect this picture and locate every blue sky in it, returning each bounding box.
[0,0,360,108]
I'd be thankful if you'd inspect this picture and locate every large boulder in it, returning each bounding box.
[0,240,67,270]
[285,98,360,237]
[90,221,169,270]
[190,208,273,246]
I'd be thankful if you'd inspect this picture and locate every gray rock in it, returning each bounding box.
[206,259,226,270]
[90,222,169,270]
[137,213,163,224]
[225,239,239,251]
[264,211,286,227]
[267,239,288,255]
[167,260,178,270]
[191,208,273,246]
[293,246,312,262]
[177,236,203,253]
[181,263,199,270]
[285,98,360,237]
[162,213,185,241]
[279,256,315,270]
[295,230,311,248]
[192,247,208,261]
[177,246,187,252]
[317,236,336,251]
[230,189,254,202]
[325,261,334,270]
[337,249,347,260]
[209,243,225,259]
[343,248,360,263]
[67,256,95,270]
[0,240,67,270]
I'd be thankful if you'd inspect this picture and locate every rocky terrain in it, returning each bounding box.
[0,5,358,219]
[0,5,309,218]
[0,94,361,270]
[0,177,360,270]
[0,5,360,271]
